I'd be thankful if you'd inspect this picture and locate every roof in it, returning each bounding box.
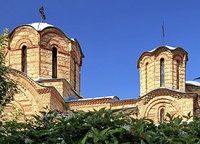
[34,77,83,98]
[64,95,79,101]
[186,81,200,87]
[28,22,54,31]
[149,45,176,52]
[67,95,120,102]
[137,45,188,68]
[9,22,85,58]
[80,95,119,100]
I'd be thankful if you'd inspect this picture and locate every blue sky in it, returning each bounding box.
[1,1,200,99]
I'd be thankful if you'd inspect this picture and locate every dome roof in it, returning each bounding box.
[28,22,54,31]
[149,45,176,52]
[137,45,188,68]
[186,81,200,87]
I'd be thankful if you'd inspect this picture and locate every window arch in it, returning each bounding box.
[22,45,27,73]
[160,58,164,87]
[52,47,57,78]
[160,108,165,123]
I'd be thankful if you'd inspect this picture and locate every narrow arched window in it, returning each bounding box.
[145,62,148,93]
[22,45,27,73]
[160,108,165,123]
[176,60,180,89]
[74,59,76,90]
[52,47,57,78]
[160,58,164,87]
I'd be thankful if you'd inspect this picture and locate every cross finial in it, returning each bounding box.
[162,21,165,45]
[39,6,46,22]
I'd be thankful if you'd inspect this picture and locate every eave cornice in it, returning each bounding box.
[67,98,111,106]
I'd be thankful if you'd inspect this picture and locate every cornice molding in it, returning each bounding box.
[67,98,111,106]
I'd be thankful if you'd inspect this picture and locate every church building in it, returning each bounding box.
[4,22,200,123]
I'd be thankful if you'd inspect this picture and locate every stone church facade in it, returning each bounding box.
[4,22,200,123]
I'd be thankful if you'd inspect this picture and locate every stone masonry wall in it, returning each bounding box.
[138,47,187,96]
[38,79,80,98]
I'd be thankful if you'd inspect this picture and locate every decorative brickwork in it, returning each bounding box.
[137,46,188,96]
[4,23,84,119]
[6,23,84,95]
[6,69,65,120]
[140,88,196,105]
[3,23,200,124]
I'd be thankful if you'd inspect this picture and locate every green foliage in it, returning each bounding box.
[0,107,200,144]
[0,29,17,112]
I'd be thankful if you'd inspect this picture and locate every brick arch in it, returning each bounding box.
[173,49,188,61]
[40,27,70,41]
[9,69,65,114]
[17,38,32,48]
[9,26,39,50]
[9,70,39,115]
[142,96,183,119]
[47,38,65,53]
[140,55,153,67]
[137,46,187,68]
[173,55,183,63]
[9,26,39,39]
[10,38,33,50]
[155,51,171,61]
[40,30,70,54]
[154,47,172,58]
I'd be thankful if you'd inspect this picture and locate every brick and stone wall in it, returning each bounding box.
[6,24,84,95]
[3,23,84,120]
[138,46,188,96]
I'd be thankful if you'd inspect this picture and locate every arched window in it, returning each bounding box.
[52,47,57,78]
[74,59,76,90]
[160,108,165,123]
[160,58,164,87]
[22,45,27,73]
[176,60,180,89]
[145,62,148,93]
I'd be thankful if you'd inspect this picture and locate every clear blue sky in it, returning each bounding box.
[1,1,200,99]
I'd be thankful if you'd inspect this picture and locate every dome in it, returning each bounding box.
[186,81,200,87]
[28,22,54,31]
[149,45,176,52]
